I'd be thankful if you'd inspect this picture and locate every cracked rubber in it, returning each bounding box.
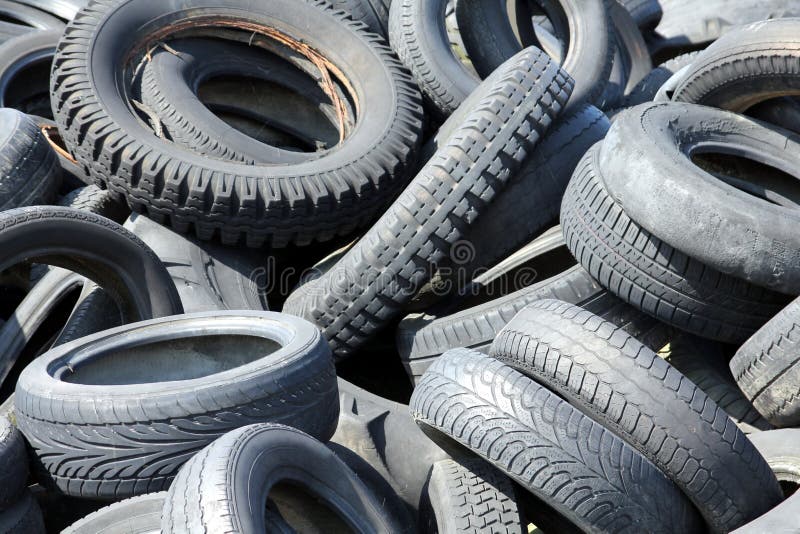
[282,48,572,358]
[0,108,60,210]
[62,492,165,534]
[162,423,403,533]
[730,296,800,427]
[420,456,523,534]
[52,0,424,248]
[410,348,702,533]
[561,143,790,343]
[490,299,783,532]
[14,311,338,499]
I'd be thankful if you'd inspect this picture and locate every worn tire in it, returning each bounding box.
[411,348,702,533]
[58,185,129,223]
[620,0,661,28]
[53,0,424,248]
[730,297,800,427]
[15,311,338,499]
[162,423,403,533]
[0,1,63,29]
[0,30,60,119]
[601,102,800,294]
[420,456,523,534]
[0,108,60,209]
[491,300,784,532]
[12,0,85,21]
[283,48,571,358]
[0,417,27,512]
[672,19,800,113]
[562,143,791,343]
[0,492,45,534]
[62,492,165,534]
[332,0,391,38]
[625,51,700,107]
[456,0,613,111]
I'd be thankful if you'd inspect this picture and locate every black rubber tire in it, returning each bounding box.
[52,283,121,346]
[624,51,700,107]
[662,334,771,433]
[397,264,665,384]
[606,0,651,102]
[672,19,800,113]
[410,348,702,533]
[282,48,572,358]
[649,0,800,57]
[52,0,424,248]
[0,108,60,209]
[0,1,63,29]
[331,0,391,38]
[0,491,45,534]
[748,96,800,135]
[330,378,448,514]
[162,423,403,533]
[13,0,86,21]
[562,142,791,343]
[0,21,32,43]
[601,102,800,295]
[0,206,183,322]
[455,0,613,112]
[490,299,784,532]
[58,184,129,223]
[125,212,268,313]
[730,297,800,427]
[420,456,523,534]
[138,38,342,164]
[619,0,661,29]
[444,103,610,287]
[15,311,338,499]
[62,492,165,534]
[0,417,27,512]
[0,30,59,119]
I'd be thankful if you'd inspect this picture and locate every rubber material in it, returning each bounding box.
[410,348,702,533]
[62,492,165,534]
[162,423,404,533]
[0,1,63,29]
[456,0,613,111]
[731,296,800,427]
[15,311,338,499]
[0,30,60,118]
[58,184,129,223]
[625,51,700,107]
[0,206,182,322]
[13,0,86,20]
[0,417,28,512]
[420,456,523,534]
[490,300,783,532]
[0,108,60,209]
[52,0,424,248]
[0,491,45,534]
[282,48,572,358]
[620,0,661,28]
[332,0,391,38]
[601,102,800,294]
[562,143,791,343]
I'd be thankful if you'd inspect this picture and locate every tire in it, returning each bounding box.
[420,457,523,534]
[15,311,338,499]
[672,19,800,112]
[0,1,63,29]
[624,51,700,107]
[601,102,800,295]
[36,118,92,188]
[610,0,652,97]
[0,30,59,119]
[331,0,391,38]
[0,22,32,43]
[0,108,60,210]
[491,300,784,532]
[397,264,665,384]
[13,0,86,21]
[58,185,129,223]
[730,297,800,427]
[0,206,183,322]
[282,48,571,358]
[62,492,165,534]
[562,142,791,343]
[52,284,121,347]
[138,38,342,164]
[748,96,800,136]
[0,417,27,511]
[455,0,613,111]
[410,348,702,533]
[161,423,403,533]
[330,378,448,513]
[663,334,771,433]
[53,0,424,248]
[619,0,661,29]
[125,212,268,312]
[0,492,45,534]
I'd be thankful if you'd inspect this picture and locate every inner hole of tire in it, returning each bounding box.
[267,482,354,533]
[63,334,280,385]
[2,56,53,119]
[691,151,800,209]
[511,0,568,62]
[197,76,337,153]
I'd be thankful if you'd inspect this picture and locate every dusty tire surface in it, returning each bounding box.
[15,311,338,499]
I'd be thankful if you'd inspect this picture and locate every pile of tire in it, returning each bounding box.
[0,0,798,531]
